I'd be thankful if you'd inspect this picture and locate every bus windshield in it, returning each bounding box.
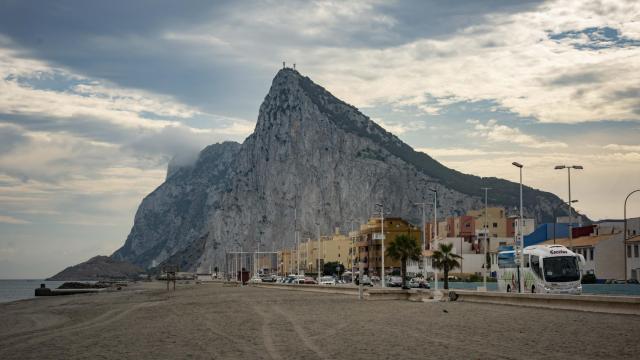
[543,256,580,282]
[497,252,516,268]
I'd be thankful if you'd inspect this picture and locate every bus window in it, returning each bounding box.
[531,255,542,278]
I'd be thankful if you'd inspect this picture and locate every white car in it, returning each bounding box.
[249,276,262,283]
[320,276,336,285]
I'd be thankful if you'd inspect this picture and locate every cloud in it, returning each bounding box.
[469,119,568,149]
[374,118,425,134]
[416,147,515,157]
[0,123,28,154]
[0,215,29,224]
[603,143,640,152]
[270,0,640,124]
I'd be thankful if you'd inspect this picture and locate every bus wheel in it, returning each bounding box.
[507,285,511,293]
[531,285,535,293]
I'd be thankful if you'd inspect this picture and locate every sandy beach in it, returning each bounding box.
[0,282,638,359]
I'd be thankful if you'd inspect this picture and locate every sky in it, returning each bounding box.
[1,0,639,278]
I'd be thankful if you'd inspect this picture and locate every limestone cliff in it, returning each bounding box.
[112,69,573,271]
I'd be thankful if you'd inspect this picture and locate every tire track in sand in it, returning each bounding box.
[0,302,153,353]
[271,305,329,360]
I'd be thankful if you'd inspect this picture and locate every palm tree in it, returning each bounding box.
[432,243,462,289]
[385,234,421,288]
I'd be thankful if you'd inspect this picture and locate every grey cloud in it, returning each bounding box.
[548,72,603,87]
[123,125,223,165]
[0,113,138,144]
[611,87,640,100]
[0,0,544,120]
[0,123,28,154]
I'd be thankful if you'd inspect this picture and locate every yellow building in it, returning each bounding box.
[298,237,323,273]
[467,207,508,238]
[321,229,353,268]
[277,249,294,275]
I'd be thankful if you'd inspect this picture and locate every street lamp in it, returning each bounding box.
[481,187,491,290]
[413,202,428,277]
[316,223,322,284]
[349,219,359,285]
[429,188,438,291]
[375,203,386,288]
[624,190,640,282]
[553,200,579,244]
[512,162,525,293]
[554,165,583,250]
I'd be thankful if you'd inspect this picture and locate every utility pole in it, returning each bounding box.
[481,187,491,290]
[512,162,525,293]
[429,189,439,291]
[414,202,428,277]
[375,202,386,288]
[555,165,583,251]
[316,223,321,284]
[295,208,300,276]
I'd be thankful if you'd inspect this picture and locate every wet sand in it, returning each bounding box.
[0,282,638,359]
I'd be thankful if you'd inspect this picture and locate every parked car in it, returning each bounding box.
[409,278,430,289]
[357,275,374,287]
[249,276,263,283]
[387,276,403,287]
[320,276,336,285]
[304,277,317,284]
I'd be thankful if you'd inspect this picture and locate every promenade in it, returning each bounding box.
[1,282,638,359]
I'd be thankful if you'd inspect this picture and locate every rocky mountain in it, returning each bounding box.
[112,68,577,271]
[48,256,143,281]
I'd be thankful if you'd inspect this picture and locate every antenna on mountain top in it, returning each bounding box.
[293,63,296,70]
[283,61,286,69]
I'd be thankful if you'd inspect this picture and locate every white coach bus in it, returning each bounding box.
[497,244,583,294]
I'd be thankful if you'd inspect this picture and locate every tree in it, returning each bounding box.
[323,261,344,277]
[385,234,421,288]
[432,243,462,289]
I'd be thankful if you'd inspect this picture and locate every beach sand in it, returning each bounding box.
[0,282,638,359]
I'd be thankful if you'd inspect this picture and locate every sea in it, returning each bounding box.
[0,279,66,304]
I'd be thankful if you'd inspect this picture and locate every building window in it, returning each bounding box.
[629,246,633,258]
[589,248,594,261]
[493,223,498,228]
[635,245,639,258]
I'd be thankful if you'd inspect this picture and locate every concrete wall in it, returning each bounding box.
[596,235,625,280]
[627,241,640,281]
[457,253,485,275]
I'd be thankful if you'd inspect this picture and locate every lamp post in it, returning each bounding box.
[512,162,525,293]
[413,202,428,277]
[624,190,640,282]
[295,209,300,276]
[316,223,321,284]
[375,203,386,288]
[429,188,438,291]
[349,219,359,285]
[553,200,579,244]
[481,187,491,290]
[554,165,583,251]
